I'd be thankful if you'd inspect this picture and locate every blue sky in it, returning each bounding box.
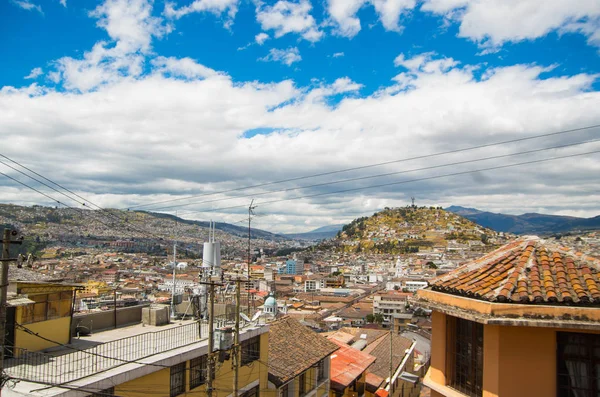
[1,0,600,232]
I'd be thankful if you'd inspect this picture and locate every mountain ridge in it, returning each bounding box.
[445,206,600,235]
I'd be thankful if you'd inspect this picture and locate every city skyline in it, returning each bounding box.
[1,0,600,233]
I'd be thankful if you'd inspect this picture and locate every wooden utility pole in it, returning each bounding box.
[1,229,21,393]
[389,329,393,391]
[232,278,241,397]
[207,281,216,397]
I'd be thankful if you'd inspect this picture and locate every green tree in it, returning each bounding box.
[366,314,375,323]
[374,313,384,324]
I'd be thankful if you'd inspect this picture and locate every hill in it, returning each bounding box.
[326,206,499,254]
[0,204,289,257]
[283,224,344,240]
[445,206,600,235]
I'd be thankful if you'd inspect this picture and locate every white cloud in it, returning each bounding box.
[255,32,270,45]
[90,0,169,54]
[256,0,323,42]
[164,0,239,28]
[2,37,600,232]
[327,0,416,37]
[332,52,344,57]
[59,0,67,7]
[259,47,302,66]
[421,0,600,48]
[327,0,364,37]
[11,0,43,14]
[24,67,43,80]
[151,56,220,79]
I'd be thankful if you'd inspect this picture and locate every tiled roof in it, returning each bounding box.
[363,333,414,386]
[268,316,338,386]
[328,338,376,391]
[429,237,600,305]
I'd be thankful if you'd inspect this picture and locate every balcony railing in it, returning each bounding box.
[5,313,247,385]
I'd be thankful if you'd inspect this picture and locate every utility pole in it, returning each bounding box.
[207,281,216,397]
[247,200,256,313]
[232,277,241,397]
[1,229,21,393]
[389,329,393,391]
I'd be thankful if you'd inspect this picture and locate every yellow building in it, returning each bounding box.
[4,296,270,397]
[266,316,338,397]
[5,270,80,356]
[416,237,600,397]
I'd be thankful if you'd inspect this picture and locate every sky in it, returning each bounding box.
[1,0,600,234]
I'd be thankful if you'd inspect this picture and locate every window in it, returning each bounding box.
[280,382,289,397]
[242,336,260,365]
[91,387,114,397]
[557,332,600,397]
[446,316,483,397]
[189,355,208,390]
[299,372,306,396]
[170,362,186,397]
[317,359,326,382]
[241,386,259,397]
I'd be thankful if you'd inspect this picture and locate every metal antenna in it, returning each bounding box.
[247,200,256,312]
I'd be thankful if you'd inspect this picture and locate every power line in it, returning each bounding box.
[125,123,600,210]
[0,155,177,244]
[148,137,600,212]
[167,149,600,215]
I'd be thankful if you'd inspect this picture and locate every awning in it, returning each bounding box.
[7,297,35,307]
[399,371,420,384]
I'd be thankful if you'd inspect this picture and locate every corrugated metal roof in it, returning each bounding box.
[329,338,376,391]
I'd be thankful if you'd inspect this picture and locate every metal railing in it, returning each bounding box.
[5,313,248,385]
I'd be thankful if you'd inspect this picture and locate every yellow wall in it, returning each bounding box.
[329,372,366,397]
[426,311,600,397]
[115,367,171,397]
[116,332,269,397]
[14,316,71,352]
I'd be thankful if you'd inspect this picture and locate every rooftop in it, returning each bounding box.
[429,236,600,306]
[5,317,265,397]
[328,338,376,391]
[268,316,338,386]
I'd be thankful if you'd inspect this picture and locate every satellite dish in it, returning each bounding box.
[240,313,251,322]
[251,311,262,322]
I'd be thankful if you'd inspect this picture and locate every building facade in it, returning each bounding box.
[416,237,600,397]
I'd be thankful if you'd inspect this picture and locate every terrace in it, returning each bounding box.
[4,313,260,397]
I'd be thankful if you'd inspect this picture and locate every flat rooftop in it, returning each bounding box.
[5,319,267,397]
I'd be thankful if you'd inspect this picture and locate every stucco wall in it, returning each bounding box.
[14,315,71,352]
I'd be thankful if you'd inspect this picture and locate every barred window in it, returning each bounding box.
[190,355,207,390]
[317,359,326,382]
[557,332,600,397]
[170,362,186,397]
[241,336,260,365]
[446,316,483,397]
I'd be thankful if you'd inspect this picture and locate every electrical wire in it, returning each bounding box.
[157,148,600,216]
[0,156,178,245]
[125,123,600,210]
[148,137,600,211]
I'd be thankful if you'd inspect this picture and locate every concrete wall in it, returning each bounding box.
[71,304,150,335]
[14,316,71,352]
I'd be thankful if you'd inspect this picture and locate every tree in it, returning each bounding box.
[373,313,384,324]
[426,261,437,269]
[366,314,375,323]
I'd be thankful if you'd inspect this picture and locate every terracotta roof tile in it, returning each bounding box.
[268,316,339,386]
[429,237,600,306]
